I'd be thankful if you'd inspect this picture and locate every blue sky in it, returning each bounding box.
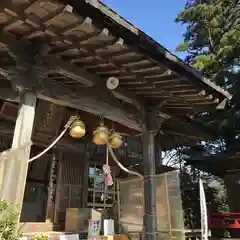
[101,0,187,59]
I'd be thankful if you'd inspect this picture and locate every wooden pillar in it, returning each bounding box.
[142,108,157,240]
[0,92,36,216]
[82,159,90,207]
[54,152,63,226]
[224,172,240,212]
[155,143,162,166]
[45,152,58,223]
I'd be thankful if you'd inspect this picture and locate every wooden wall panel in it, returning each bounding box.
[54,151,88,229]
[61,152,84,185]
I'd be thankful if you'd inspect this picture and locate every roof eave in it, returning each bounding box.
[63,0,232,101]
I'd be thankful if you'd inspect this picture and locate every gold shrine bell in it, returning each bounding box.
[108,131,122,148]
[69,119,86,138]
[92,123,109,145]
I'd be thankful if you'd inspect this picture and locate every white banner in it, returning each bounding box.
[199,179,208,240]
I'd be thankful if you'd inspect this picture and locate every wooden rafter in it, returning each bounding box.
[0,0,232,135]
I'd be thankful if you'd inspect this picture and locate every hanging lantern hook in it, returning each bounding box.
[100,115,104,125]
[64,115,79,129]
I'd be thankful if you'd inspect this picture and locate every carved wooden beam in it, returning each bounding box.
[33,101,66,137]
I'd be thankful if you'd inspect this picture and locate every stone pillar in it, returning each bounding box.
[0,91,36,216]
[142,108,157,240]
[0,45,48,229]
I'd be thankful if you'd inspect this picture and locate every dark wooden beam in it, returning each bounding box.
[0,71,142,131]
[48,58,141,111]
[33,100,66,137]
[0,118,86,152]
[0,84,19,102]
[0,33,143,131]
[40,88,143,131]
[0,31,142,109]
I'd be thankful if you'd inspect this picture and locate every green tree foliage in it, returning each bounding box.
[175,0,240,151]
[176,0,240,146]
[176,0,240,90]
[174,0,239,228]
[0,200,21,240]
[0,200,50,239]
[31,233,50,240]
